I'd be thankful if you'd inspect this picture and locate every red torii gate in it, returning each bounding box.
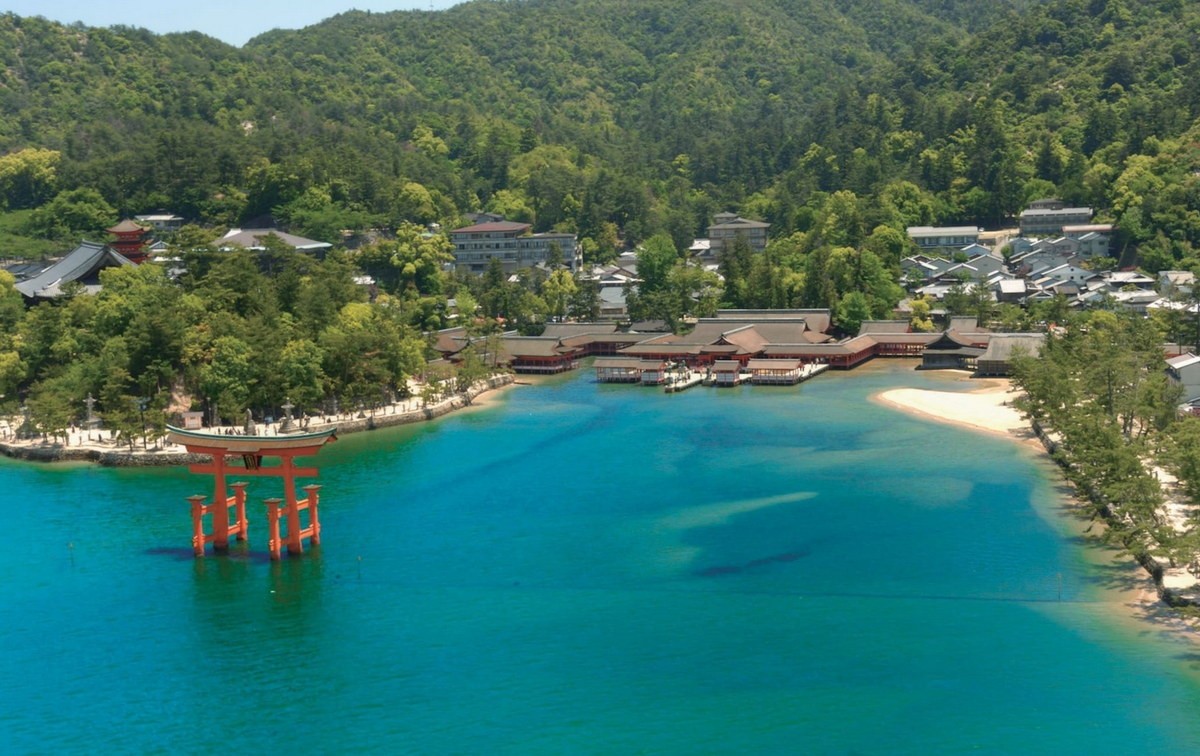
[165,425,338,559]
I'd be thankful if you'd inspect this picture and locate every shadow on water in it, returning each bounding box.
[1081,559,1155,593]
[187,546,326,610]
[146,544,275,564]
[145,546,207,562]
[694,548,812,577]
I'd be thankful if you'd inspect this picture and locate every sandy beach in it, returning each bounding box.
[873,378,1035,444]
[875,376,1200,647]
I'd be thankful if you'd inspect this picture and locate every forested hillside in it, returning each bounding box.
[5,0,1200,438]
[1,0,1196,266]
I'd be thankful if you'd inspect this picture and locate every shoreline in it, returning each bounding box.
[873,379,1200,646]
[872,378,1038,447]
[0,373,516,467]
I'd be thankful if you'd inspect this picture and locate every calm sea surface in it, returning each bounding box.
[3,362,1200,753]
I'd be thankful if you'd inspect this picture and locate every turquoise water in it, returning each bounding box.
[4,362,1200,753]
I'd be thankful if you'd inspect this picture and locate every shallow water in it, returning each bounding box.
[3,362,1200,753]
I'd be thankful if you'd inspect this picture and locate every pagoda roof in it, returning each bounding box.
[620,344,701,356]
[561,332,643,348]
[709,217,770,230]
[108,219,148,233]
[858,320,911,335]
[716,309,832,334]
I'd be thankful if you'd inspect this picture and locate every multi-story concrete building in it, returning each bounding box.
[449,220,580,274]
[1019,203,1094,236]
[905,225,982,254]
[707,212,770,253]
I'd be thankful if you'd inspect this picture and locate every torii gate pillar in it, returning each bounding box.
[166,425,337,559]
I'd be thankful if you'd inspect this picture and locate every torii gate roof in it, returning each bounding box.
[165,425,337,455]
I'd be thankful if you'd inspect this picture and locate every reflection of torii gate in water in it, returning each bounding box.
[165,425,338,560]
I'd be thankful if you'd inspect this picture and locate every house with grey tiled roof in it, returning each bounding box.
[1167,353,1200,402]
[1160,270,1196,298]
[220,228,333,253]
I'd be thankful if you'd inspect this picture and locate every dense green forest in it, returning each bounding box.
[3,0,1200,257]
[4,0,1200,435]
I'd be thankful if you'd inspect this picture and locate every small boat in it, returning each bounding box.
[165,425,338,454]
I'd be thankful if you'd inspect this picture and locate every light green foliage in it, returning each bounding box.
[0,270,24,342]
[198,335,256,415]
[411,125,449,158]
[836,291,873,335]
[1009,311,1185,559]
[485,190,535,225]
[508,146,585,232]
[0,350,24,398]
[319,303,424,407]
[0,148,60,210]
[354,223,453,296]
[392,182,440,226]
[636,233,678,295]
[26,188,116,241]
[276,185,377,243]
[278,339,328,411]
[542,269,577,320]
[26,379,74,441]
[909,295,935,333]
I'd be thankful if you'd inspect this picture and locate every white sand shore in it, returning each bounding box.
[873,379,1036,444]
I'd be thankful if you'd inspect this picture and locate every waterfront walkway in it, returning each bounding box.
[0,375,513,465]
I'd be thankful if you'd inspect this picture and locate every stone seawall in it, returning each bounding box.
[0,445,203,466]
[0,374,515,468]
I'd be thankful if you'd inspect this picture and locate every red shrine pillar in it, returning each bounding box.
[230,482,249,543]
[210,453,230,551]
[188,495,207,557]
[265,498,284,560]
[304,485,322,547]
[187,480,249,555]
[262,484,323,560]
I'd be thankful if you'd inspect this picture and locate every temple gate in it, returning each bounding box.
[166,426,337,559]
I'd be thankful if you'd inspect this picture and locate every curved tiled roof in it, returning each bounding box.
[14,241,133,299]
